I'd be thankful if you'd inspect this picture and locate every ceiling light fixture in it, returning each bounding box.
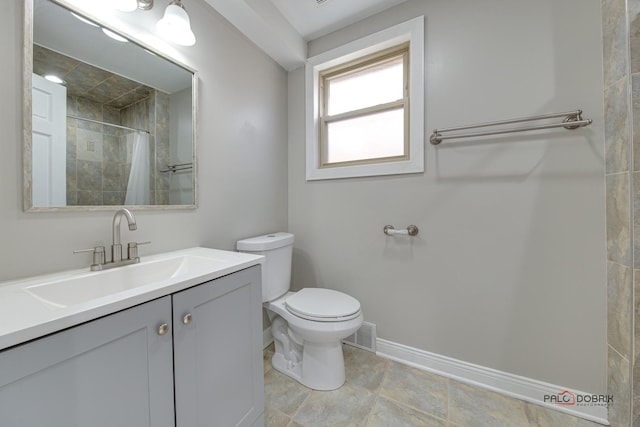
[113,0,196,46]
[156,0,196,46]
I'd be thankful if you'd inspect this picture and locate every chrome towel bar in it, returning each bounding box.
[429,110,592,145]
[160,163,193,173]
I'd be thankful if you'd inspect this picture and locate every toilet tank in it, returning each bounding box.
[237,232,294,302]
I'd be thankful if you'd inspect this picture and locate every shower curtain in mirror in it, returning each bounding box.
[125,131,150,205]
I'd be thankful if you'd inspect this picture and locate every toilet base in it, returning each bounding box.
[271,340,346,391]
[265,295,363,391]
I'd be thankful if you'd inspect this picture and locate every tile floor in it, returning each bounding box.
[263,344,602,427]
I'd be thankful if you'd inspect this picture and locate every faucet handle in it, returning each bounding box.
[127,241,151,260]
[74,246,106,268]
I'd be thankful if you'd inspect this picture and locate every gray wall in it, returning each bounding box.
[288,0,606,393]
[0,0,288,280]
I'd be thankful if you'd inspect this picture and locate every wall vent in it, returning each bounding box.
[343,321,376,352]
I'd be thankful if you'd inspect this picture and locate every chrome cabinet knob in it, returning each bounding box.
[158,323,170,336]
[183,313,193,325]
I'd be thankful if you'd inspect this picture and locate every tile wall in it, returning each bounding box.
[119,90,171,205]
[66,92,170,206]
[603,0,635,425]
[66,96,128,205]
[629,3,640,425]
[34,45,170,206]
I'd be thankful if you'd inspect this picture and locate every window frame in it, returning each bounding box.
[319,43,410,168]
[305,17,424,181]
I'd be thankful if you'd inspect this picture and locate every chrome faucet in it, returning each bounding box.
[112,208,137,262]
[74,208,150,271]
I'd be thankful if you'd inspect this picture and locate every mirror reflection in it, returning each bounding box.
[29,0,196,209]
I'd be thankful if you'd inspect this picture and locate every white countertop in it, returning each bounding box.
[0,247,263,351]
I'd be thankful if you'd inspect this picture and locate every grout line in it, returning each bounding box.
[288,385,313,426]
[609,342,630,364]
[378,393,450,425]
[375,349,447,424]
[363,395,380,426]
[376,360,449,424]
[445,377,450,424]
[605,170,632,177]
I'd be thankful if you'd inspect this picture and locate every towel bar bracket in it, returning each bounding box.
[384,225,419,236]
[562,111,584,130]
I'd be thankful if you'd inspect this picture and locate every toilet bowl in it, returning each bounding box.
[237,232,363,390]
[266,289,363,390]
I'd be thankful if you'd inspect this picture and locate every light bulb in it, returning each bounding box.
[157,2,196,46]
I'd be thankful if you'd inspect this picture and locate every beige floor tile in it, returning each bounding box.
[263,344,599,427]
[264,347,275,374]
[293,383,376,427]
[368,397,448,427]
[521,401,605,427]
[449,380,529,427]
[264,368,311,416]
[265,405,291,427]
[343,345,388,391]
[380,361,448,419]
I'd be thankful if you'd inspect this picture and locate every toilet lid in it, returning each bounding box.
[285,288,360,320]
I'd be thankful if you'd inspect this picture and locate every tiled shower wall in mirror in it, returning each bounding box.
[33,45,171,206]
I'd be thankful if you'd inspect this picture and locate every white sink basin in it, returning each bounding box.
[0,247,264,352]
[25,254,232,307]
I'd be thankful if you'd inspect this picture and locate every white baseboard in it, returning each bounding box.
[376,338,609,425]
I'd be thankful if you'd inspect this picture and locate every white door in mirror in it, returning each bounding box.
[32,73,66,206]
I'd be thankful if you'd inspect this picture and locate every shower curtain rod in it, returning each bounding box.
[429,110,592,145]
[66,114,150,134]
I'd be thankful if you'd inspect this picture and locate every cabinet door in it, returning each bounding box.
[173,266,264,427]
[0,296,175,427]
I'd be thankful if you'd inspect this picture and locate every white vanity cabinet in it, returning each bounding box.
[0,265,264,427]
[173,265,264,427]
[0,295,175,427]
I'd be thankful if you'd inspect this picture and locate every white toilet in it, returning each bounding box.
[237,232,363,391]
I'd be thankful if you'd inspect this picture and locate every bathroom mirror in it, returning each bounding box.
[24,0,197,211]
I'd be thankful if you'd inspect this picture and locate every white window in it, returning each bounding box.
[306,17,424,180]
[320,44,408,166]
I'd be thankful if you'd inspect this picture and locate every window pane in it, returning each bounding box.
[327,56,403,115]
[325,109,405,164]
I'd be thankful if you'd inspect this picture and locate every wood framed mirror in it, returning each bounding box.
[24,0,197,211]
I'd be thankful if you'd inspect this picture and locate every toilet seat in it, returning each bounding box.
[285,288,361,322]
